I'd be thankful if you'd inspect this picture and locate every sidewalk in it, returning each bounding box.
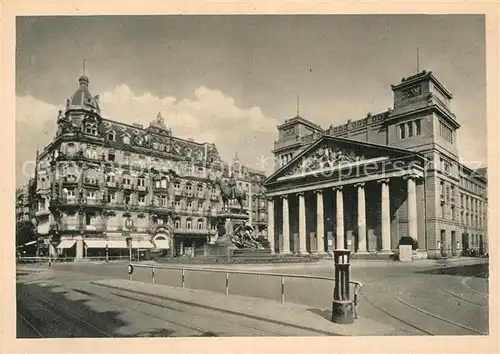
[90,278,396,336]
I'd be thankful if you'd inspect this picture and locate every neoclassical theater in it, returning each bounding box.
[263,70,488,259]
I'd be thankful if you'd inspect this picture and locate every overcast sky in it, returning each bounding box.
[16,15,486,186]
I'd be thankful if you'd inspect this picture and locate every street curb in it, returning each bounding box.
[90,279,396,336]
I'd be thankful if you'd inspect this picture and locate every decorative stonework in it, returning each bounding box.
[285,144,365,176]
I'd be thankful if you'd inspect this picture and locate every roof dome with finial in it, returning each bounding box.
[68,74,100,112]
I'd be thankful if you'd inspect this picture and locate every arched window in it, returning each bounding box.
[186,218,192,229]
[197,218,204,230]
[174,217,181,229]
[107,130,116,141]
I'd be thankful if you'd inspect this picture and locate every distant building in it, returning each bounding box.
[30,74,266,260]
[264,70,488,258]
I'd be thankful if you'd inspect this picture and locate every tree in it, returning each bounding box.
[16,220,37,247]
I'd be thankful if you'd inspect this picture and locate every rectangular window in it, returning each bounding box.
[175,200,181,207]
[451,206,455,221]
[138,178,145,187]
[124,194,131,205]
[67,189,75,198]
[106,174,115,182]
[414,120,421,135]
[408,122,413,137]
[187,201,193,208]
[197,221,204,230]
[108,152,115,162]
[107,193,115,203]
[399,124,406,139]
[87,191,96,199]
[440,203,445,219]
[138,195,145,205]
[160,196,167,207]
[123,178,131,185]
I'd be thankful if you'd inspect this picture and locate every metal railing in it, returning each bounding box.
[16,256,131,264]
[129,263,362,318]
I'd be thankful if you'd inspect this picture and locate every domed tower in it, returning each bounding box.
[57,74,102,136]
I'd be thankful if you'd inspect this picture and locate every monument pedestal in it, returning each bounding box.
[204,212,248,258]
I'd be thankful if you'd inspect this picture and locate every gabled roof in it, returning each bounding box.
[262,135,425,186]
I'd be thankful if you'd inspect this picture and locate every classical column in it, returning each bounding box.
[335,187,345,249]
[298,192,308,254]
[378,178,391,252]
[281,194,290,254]
[405,175,418,240]
[267,197,275,254]
[315,189,325,253]
[355,183,367,253]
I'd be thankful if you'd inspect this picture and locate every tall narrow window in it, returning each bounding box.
[414,120,421,136]
[399,124,406,139]
[407,122,414,137]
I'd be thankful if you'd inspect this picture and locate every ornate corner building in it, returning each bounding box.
[31,75,267,259]
[263,71,488,259]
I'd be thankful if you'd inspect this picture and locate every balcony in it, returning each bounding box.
[62,176,78,185]
[123,184,134,190]
[175,228,210,235]
[137,185,148,192]
[210,194,219,201]
[35,208,51,217]
[83,178,99,187]
[85,224,106,232]
[106,181,117,188]
[173,189,184,196]
[59,222,79,231]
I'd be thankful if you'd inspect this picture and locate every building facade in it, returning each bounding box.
[264,70,488,259]
[31,75,266,259]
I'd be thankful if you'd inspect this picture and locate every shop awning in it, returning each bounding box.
[107,240,128,249]
[57,240,76,249]
[154,239,171,249]
[84,240,108,248]
[131,240,154,249]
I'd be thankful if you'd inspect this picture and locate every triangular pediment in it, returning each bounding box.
[263,136,421,186]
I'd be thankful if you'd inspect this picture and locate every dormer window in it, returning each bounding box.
[107,130,116,141]
[85,123,98,136]
[134,136,143,146]
[122,134,131,144]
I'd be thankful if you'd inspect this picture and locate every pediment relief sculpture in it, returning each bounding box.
[285,145,365,176]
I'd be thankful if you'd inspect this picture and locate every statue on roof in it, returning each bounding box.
[152,112,167,129]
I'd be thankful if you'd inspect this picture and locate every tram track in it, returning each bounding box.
[462,272,488,297]
[360,281,488,336]
[24,290,114,337]
[17,310,45,338]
